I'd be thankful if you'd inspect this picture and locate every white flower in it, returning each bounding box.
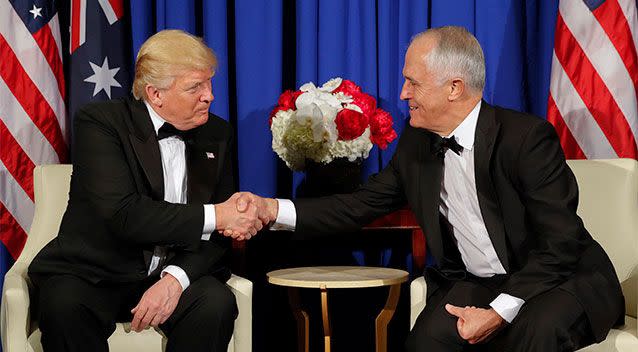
[329,128,373,161]
[296,88,341,111]
[320,77,343,92]
[334,91,354,104]
[343,103,363,114]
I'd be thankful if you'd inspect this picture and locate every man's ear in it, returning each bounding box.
[448,78,465,101]
[145,85,162,107]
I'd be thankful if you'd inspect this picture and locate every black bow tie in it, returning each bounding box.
[157,123,190,140]
[432,135,463,158]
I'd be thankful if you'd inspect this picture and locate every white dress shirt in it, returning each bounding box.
[145,102,216,291]
[272,101,524,322]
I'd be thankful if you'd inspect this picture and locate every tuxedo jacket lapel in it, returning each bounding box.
[473,102,510,272]
[186,133,220,205]
[416,132,445,265]
[127,99,164,200]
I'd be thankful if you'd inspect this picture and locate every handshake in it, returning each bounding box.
[215,192,278,241]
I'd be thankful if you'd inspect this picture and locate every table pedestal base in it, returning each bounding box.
[287,284,401,352]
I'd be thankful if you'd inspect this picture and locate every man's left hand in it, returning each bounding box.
[130,274,183,332]
[445,304,506,344]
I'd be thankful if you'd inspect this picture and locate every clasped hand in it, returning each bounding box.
[216,192,277,240]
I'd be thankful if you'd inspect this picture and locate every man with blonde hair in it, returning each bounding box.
[29,30,260,352]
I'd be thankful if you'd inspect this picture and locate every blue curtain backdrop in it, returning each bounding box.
[127,0,559,199]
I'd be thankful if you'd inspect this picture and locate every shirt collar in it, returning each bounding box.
[446,100,482,151]
[144,100,167,136]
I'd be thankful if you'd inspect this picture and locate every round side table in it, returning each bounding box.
[267,266,409,352]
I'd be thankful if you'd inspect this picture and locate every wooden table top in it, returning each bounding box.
[267,266,409,289]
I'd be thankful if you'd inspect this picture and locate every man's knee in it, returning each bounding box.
[36,276,114,339]
[188,276,238,325]
[37,278,92,325]
[405,309,463,351]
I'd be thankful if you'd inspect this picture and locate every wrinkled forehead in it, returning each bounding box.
[403,40,435,77]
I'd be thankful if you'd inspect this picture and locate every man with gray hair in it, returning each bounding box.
[235,26,623,351]
[29,30,262,351]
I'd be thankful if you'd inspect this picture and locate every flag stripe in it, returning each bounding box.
[0,118,35,201]
[549,52,617,159]
[618,0,638,56]
[32,24,65,99]
[591,0,638,94]
[98,0,118,25]
[71,0,81,52]
[554,14,638,158]
[0,36,68,161]
[49,13,63,63]
[0,0,66,135]
[0,78,60,166]
[547,94,587,159]
[0,161,34,237]
[70,0,87,53]
[560,0,638,142]
[79,0,86,48]
[108,0,124,19]
[0,202,28,260]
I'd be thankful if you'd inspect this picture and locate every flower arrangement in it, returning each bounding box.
[269,77,398,171]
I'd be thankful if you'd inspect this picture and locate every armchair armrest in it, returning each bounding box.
[226,274,252,352]
[1,262,32,352]
[410,276,427,330]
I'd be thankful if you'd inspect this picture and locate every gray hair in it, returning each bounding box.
[412,26,485,93]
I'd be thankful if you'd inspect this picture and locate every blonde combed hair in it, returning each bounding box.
[132,29,217,100]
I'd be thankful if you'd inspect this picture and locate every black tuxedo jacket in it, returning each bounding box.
[294,102,624,341]
[29,97,234,285]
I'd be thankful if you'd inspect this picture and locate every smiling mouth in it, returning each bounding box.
[409,106,418,111]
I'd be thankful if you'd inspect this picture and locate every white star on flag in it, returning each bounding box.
[84,57,122,98]
[29,5,43,19]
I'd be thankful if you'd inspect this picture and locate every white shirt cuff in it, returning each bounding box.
[489,293,525,323]
[161,265,190,291]
[270,199,296,231]
[202,204,215,240]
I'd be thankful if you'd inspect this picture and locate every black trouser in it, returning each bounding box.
[405,275,594,352]
[34,274,238,352]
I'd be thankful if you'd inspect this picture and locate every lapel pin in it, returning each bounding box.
[206,152,215,159]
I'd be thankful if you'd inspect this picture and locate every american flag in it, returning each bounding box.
[548,0,638,160]
[0,0,67,260]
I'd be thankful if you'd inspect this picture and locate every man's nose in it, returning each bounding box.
[202,89,214,103]
[399,82,410,100]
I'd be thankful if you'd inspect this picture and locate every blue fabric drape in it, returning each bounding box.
[233,1,283,195]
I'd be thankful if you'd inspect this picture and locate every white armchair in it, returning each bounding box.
[1,164,252,352]
[410,158,638,351]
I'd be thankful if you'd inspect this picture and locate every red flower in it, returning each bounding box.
[333,79,361,96]
[335,108,368,140]
[350,92,377,118]
[269,90,302,125]
[370,109,398,149]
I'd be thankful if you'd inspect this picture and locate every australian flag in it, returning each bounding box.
[68,0,132,120]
